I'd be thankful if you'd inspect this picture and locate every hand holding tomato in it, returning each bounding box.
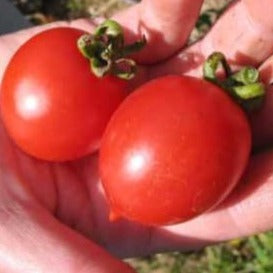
[1,0,273,272]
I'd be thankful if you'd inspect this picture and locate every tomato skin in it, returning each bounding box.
[100,75,251,226]
[1,27,128,161]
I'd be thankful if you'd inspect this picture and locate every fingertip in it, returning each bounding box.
[259,55,273,85]
[250,56,273,148]
[250,85,273,148]
[114,0,204,63]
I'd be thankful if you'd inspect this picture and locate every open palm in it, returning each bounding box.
[1,1,273,272]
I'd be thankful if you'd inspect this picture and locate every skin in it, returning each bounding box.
[1,0,273,271]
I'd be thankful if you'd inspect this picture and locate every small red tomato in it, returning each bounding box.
[1,27,128,161]
[100,75,251,226]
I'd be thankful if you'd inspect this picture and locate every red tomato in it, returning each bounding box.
[100,75,251,225]
[1,27,128,161]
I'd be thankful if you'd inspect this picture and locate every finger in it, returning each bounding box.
[113,0,204,63]
[259,55,273,86]
[152,0,273,77]
[0,200,135,273]
[148,150,273,253]
[0,19,95,83]
[249,85,273,149]
[246,55,273,149]
[200,0,273,65]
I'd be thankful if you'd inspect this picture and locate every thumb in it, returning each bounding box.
[114,0,204,63]
[0,202,135,273]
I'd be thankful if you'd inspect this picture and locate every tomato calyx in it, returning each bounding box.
[203,52,265,112]
[77,19,146,80]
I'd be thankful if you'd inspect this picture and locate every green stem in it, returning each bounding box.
[233,83,264,100]
[203,52,265,112]
[94,19,124,38]
[77,19,146,79]
[231,67,259,85]
[122,36,147,56]
[203,52,232,81]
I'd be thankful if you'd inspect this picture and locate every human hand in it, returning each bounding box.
[1,0,273,272]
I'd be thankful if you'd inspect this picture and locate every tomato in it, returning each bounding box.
[1,27,128,161]
[99,75,251,226]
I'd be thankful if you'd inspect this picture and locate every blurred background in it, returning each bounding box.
[7,0,273,272]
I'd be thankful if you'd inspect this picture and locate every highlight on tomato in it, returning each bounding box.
[0,20,145,161]
[99,53,265,226]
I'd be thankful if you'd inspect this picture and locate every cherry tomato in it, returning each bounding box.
[100,75,251,225]
[1,27,128,161]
